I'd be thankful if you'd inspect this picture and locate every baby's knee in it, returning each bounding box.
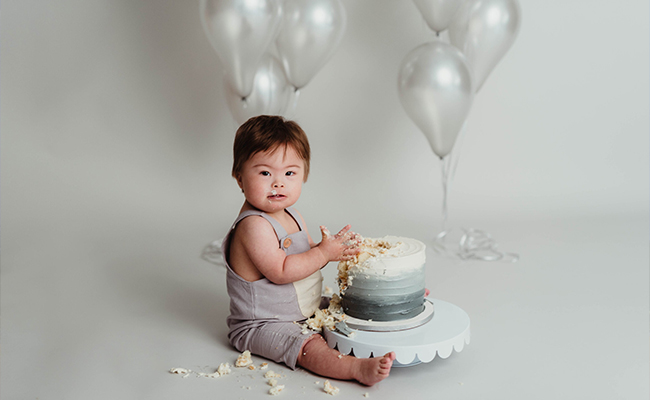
[299,333,329,359]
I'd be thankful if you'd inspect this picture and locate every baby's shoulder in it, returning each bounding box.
[234,214,275,240]
[237,213,271,229]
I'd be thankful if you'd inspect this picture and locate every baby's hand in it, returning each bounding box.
[317,225,361,263]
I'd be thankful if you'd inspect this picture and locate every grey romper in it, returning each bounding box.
[221,207,326,369]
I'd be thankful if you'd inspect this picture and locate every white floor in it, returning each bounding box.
[2,213,648,399]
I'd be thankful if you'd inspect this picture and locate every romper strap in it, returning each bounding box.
[231,208,302,248]
[259,214,287,240]
[232,209,287,246]
[284,207,304,231]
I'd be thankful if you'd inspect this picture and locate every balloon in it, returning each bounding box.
[398,41,474,159]
[275,0,346,90]
[226,54,293,125]
[200,0,282,99]
[448,0,521,92]
[412,0,464,34]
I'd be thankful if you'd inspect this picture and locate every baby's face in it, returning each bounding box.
[237,145,305,214]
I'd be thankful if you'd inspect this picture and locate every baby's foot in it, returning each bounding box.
[356,352,396,386]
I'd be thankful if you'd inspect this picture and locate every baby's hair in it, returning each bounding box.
[232,115,311,181]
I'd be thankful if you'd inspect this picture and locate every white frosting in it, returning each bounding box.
[338,236,426,290]
[355,236,425,277]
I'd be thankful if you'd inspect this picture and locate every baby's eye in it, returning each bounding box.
[261,171,270,176]
[285,171,295,176]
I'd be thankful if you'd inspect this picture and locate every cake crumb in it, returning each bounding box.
[268,378,278,387]
[299,294,347,333]
[169,368,191,378]
[264,370,282,379]
[235,350,253,367]
[248,365,256,370]
[197,372,216,378]
[337,354,342,359]
[323,286,334,295]
[269,384,285,395]
[323,380,340,395]
[197,368,226,379]
[260,362,269,370]
[363,393,370,398]
[217,363,231,375]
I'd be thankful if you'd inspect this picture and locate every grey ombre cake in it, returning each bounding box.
[337,236,426,322]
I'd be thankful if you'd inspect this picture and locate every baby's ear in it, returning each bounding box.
[235,175,244,191]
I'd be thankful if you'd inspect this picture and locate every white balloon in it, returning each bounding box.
[200,0,282,98]
[412,0,464,34]
[226,54,293,125]
[275,0,346,90]
[398,41,474,159]
[448,0,521,92]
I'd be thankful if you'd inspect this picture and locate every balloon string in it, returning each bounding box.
[288,87,300,119]
[440,156,450,232]
[202,237,225,266]
[433,121,518,263]
[450,120,467,179]
[433,228,519,262]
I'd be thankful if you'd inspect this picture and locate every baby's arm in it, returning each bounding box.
[236,217,359,285]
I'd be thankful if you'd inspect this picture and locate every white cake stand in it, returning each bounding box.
[323,299,470,367]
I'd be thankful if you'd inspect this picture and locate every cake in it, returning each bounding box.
[337,236,426,321]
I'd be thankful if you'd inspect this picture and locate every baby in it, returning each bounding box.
[221,115,396,385]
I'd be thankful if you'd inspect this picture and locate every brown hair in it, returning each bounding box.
[231,115,311,181]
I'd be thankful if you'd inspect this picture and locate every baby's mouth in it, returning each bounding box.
[268,193,285,200]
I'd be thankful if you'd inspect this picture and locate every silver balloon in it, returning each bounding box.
[398,41,474,159]
[226,53,293,125]
[200,0,282,98]
[275,0,346,90]
[448,0,521,92]
[412,0,464,34]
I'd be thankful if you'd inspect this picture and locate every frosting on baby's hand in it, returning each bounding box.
[318,225,361,262]
[320,226,332,239]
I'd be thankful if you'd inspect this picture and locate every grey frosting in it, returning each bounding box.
[341,266,425,321]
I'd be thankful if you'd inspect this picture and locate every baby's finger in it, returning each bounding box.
[320,226,332,239]
[334,225,352,239]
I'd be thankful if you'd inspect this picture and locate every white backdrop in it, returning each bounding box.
[3,0,648,240]
[2,1,648,399]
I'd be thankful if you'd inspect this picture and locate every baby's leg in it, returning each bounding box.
[297,335,396,386]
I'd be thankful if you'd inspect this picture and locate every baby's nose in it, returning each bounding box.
[273,181,284,188]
